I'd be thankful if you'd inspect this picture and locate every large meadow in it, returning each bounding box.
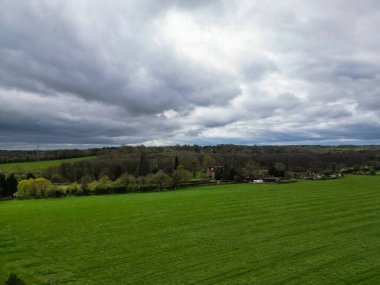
[0,175,379,284]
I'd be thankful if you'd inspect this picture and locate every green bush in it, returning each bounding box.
[172,167,192,186]
[87,181,98,194]
[112,173,136,193]
[139,184,156,192]
[152,170,173,190]
[94,186,109,195]
[66,181,83,196]
[94,176,113,194]
[15,178,55,198]
[50,174,65,183]
[5,273,25,285]
[46,188,65,198]
[127,183,138,192]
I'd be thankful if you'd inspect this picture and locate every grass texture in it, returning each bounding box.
[0,175,379,284]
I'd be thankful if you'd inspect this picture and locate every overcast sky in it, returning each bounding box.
[1,0,380,149]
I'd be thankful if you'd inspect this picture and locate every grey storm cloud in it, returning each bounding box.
[0,0,380,149]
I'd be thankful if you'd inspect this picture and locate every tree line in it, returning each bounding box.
[1,145,379,199]
[40,145,380,184]
[0,148,99,164]
[14,167,195,199]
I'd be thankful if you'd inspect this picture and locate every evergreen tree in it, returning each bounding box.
[26,173,36,179]
[5,174,18,196]
[174,156,179,170]
[0,172,6,196]
[138,152,150,176]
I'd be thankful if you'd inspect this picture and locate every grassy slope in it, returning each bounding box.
[0,176,379,284]
[0,156,96,173]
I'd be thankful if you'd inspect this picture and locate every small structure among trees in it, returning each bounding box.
[262,177,281,183]
[206,166,224,180]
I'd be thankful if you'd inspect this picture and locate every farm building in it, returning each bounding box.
[263,177,281,183]
[206,166,224,180]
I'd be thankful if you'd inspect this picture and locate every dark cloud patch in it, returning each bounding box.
[0,0,239,115]
[313,122,380,142]
[0,0,379,148]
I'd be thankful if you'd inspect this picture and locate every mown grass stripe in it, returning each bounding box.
[0,175,379,284]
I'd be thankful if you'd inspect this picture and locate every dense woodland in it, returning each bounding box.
[1,145,379,198]
[42,145,380,181]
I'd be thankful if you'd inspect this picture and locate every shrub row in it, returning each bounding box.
[15,170,187,199]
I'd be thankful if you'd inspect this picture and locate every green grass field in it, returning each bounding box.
[0,156,96,173]
[0,175,379,284]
